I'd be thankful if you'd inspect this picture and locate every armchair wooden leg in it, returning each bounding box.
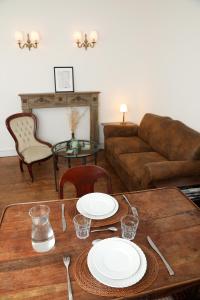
[19,159,24,172]
[27,164,34,182]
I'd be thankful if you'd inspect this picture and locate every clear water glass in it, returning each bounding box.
[29,205,55,252]
[73,214,91,239]
[121,214,139,241]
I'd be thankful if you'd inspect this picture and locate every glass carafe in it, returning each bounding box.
[29,205,55,253]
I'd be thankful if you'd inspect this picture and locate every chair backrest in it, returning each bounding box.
[59,165,113,199]
[6,113,42,154]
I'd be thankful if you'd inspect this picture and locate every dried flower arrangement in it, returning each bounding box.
[70,107,87,137]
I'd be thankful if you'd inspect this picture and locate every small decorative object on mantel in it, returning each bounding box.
[54,67,74,93]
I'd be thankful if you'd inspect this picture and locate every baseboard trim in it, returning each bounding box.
[0,149,17,157]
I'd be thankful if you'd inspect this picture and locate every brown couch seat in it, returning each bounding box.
[106,136,152,156]
[118,151,167,188]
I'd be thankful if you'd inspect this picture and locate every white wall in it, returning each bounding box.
[1,0,200,156]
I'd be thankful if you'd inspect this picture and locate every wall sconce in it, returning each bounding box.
[15,31,39,50]
[74,31,98,50]
[120,104,128,123]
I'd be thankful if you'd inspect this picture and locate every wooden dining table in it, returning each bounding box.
[0,187,199,300]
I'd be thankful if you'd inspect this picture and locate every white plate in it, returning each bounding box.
[87,238,147,288]
[91,238,141,279]
[77,193,119,220]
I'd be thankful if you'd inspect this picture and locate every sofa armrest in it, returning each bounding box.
[104,124,138,139]
[144,160,200,187]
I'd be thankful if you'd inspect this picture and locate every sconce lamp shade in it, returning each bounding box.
[30,31,39,42]
[89,31,98,42]
[120,104,128,113]
[15,31,23,41]
[74,31,82,42]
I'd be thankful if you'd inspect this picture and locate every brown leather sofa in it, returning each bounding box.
[104,113,200,191]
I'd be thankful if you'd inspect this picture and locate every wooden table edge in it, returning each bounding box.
[1,186,199,229]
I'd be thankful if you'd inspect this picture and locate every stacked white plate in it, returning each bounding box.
[87,237,147,288]
[76,192,119,220]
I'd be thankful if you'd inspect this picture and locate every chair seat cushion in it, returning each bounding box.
[106,136,152,156]
[118,152,167,188]
[21,145,52,164]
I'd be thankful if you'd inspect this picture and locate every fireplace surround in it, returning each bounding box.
[19,91,100,144]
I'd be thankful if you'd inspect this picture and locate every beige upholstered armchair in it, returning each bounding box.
[6,112,52,181]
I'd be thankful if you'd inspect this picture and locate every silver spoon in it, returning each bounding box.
[91,226,118,233]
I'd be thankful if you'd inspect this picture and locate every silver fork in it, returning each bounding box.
[63,256,73,300]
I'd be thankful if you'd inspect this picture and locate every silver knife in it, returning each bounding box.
[61,203,67,232]
[122,194,138,216]
[147,236,175,276]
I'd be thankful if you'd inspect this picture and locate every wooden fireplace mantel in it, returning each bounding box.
[19,91,100,143]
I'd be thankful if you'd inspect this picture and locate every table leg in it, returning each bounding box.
[53,154,58,191]
[82,157,87,165]
[94,152,98,165]
[68,158,71,168]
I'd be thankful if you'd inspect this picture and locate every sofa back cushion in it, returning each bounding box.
[167,120,200,160]
[138,114,172,159]
[138,113,200,160]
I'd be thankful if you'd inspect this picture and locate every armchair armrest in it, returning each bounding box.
[104,124,138,139]
[144,160,200,187]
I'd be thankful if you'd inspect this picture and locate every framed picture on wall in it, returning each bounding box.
[54,67,74,92]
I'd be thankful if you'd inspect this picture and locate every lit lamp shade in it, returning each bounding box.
[74,31,82,42]
[30,31,39,42]
[120,104,128,123]
[120,104,128,113]
[15,31,23,42]
[89,31,98,42]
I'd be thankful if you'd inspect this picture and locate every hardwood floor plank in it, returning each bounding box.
[0,150,126,214]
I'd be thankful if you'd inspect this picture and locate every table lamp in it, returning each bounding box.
[120,104,128,123]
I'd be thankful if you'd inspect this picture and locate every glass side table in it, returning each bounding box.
[52,139,99,191]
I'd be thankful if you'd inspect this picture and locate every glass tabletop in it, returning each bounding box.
[52,139,99,158]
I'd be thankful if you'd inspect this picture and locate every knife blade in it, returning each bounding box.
[122,194,138,216]
[147,236,174,276]
[61,203,67,232]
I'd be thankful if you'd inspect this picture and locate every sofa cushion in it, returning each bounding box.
[167,120,200,160]
[106,136,152,156]
[118,152,167,188]
[138,113,172,159]
[138,113,200,161]
[104,124,138,139]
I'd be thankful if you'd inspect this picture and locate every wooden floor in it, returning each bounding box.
[0,150,126,214]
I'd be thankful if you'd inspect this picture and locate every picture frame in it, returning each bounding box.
[54,67,74,93]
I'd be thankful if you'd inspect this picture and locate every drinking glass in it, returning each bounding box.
[73,214,91,239]
[121,214,139,240]
[29,205,55,252]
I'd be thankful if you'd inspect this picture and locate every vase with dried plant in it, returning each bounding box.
[70,108,87,153]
